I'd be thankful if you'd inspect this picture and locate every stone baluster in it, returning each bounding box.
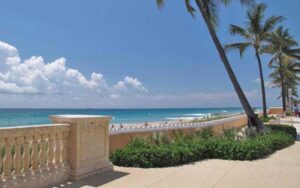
[0,141,2,176]
[39,133,47,169]
[62,131,69,165]
[3,137,13,179]
[31,135,39,171]
[54,132,62,166]
[47,132,55,167]
[13,136,23,176]
[22,135,30,174]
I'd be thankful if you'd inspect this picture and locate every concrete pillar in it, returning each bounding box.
[50,115,113,180]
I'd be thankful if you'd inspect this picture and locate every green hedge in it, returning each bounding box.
[110,127,295,168]
[266,124,297,139]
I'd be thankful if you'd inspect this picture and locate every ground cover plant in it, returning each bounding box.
[260,116,277,123]
[110,125,296,168]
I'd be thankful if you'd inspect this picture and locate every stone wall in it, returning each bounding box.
[109,114,250,153]
[269,107,284,115]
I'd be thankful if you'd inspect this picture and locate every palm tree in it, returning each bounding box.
[224,3,284,118]
[269,59,300,110]
[156,0,265,130]
[263,27,300,113]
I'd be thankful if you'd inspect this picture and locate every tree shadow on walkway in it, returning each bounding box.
[51,170,129,188]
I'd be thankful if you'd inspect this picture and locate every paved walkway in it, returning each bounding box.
[55,119,300,188]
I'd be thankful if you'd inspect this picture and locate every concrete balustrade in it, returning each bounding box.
[0,115,112,188]
[50,115,113,180]
[0,124,70,188]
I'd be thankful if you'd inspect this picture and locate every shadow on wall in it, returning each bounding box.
[51,171,129,188]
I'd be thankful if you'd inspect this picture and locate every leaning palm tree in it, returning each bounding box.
[263,26,300,112]
[156,0,265,130]
[224,3,284,118]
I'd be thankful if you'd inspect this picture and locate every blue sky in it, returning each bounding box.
[0,0,299,108]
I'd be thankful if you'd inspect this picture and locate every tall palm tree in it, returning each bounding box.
[224,3,284,118]
[270,60,300,111]
[270,60,300,104]
[156,0,265,130]
[263,27,300,112]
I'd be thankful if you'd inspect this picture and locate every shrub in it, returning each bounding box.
[260,116,277,123]
[110,130,295,168]
[148,132,172,145]
[266,124,297,139]
[194,126,214,139]
[127,137,149,148]
[222,128,238,140]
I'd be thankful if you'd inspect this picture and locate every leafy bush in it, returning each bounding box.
[266,124,297,139]
[222,128,238,140]
[148,132,172,145]
[127,137,149,148]
[110,129,295,168]
[194,126,214,139]
[260,116,277,123]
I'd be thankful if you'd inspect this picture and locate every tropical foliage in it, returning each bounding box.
[156,1,300,118]
[263,27,300,111]
[224,3,284,118]
[110,126,295,168]
[156,0,265,130]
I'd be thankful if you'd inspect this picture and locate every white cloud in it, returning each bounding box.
[253,78,275,88]
[113,76,147,92]
[0,41,282,108]
[0,41,147,99]
[254,78,261,83]
[0,80,38,94]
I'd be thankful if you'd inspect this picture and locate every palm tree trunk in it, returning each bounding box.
[286,87,290,113]
[255,49,268,118]
[279,59,286,113]
[195,1,265,131]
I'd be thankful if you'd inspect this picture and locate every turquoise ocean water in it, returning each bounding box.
[0,108,248,128]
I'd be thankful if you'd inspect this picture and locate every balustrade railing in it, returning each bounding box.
[0,124,70,181]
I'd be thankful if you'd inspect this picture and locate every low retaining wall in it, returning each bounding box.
[269,107,284,115]
[109,114,250,153]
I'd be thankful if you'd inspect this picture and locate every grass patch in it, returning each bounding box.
[110,125,295,168]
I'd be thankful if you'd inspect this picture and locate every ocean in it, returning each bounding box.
[0,108,247,127]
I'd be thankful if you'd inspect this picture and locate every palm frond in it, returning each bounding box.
[200,0,220,29]
[224,42,252,57]
[156,0,165,9]
[247,3,267,35]
[185,0,196,17]
[228,24,251,39]
[262,15,285,34]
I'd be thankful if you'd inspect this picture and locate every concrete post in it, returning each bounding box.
[50,115,113,180]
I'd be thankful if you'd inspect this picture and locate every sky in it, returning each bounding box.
[0,0,299,108]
